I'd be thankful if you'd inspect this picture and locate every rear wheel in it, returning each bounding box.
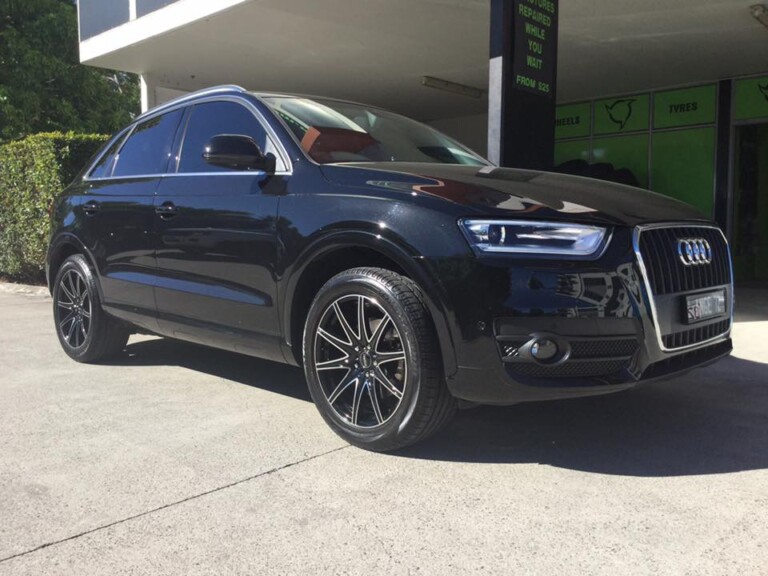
[303,267,456,451]
[53,254,129,363]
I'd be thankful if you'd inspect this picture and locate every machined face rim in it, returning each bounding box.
[56,269,92,350]
[313,294,408,429]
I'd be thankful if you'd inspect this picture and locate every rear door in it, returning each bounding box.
[81,109,184,332]
[153,98,289,360]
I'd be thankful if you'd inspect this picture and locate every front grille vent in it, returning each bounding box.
[501,342,525,358]
[570,339,638,359]
[499,337,638,380]
[638,226,731,296]
[511,360,628,379]
[642,340,732,380]
[662,319,730,349]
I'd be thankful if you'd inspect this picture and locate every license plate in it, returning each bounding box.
[685,290,726,324]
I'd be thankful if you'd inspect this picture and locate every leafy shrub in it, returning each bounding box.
[0,132,107,281]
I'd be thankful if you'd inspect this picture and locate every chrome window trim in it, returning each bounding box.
[83,87,293,181]
[134,85,247,123]
[632,222,734,353]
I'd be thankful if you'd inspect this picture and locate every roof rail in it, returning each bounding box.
[136,84,248,120]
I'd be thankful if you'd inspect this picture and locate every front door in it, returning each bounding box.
[153,99,288,361]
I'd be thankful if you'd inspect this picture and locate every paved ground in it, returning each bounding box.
[0,285,767,575]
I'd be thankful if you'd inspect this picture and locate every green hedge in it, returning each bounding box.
[0,132,108,282]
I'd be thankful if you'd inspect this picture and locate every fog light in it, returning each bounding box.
[531,338,558,362]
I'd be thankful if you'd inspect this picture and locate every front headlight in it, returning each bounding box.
[459,219,609,258]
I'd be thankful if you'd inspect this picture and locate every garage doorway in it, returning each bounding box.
[732,123,768,286]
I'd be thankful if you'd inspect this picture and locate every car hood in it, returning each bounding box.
[319,162,709,227]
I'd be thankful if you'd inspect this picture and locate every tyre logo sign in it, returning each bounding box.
[677,238,712,266]
[605,99,635,130]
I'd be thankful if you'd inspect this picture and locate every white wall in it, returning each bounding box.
[140,76,189,112]
[156,86,189,106]
[429,113,489,158]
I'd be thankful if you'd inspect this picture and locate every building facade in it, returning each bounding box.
[77,0,768,283]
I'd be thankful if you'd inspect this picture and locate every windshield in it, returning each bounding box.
[260,95,488,166]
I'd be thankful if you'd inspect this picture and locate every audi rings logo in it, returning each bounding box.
[677,238,713,266]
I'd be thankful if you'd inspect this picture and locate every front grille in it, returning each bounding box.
[637,225,732,350]
[638,226,731,296]
[662,319,730,349]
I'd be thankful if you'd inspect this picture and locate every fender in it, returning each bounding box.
[280,229,459,377]
[46,233,102,299]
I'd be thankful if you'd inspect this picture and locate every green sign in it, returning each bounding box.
[651,127,715,217]
[591,135,649,188]
[555,103,591,140]
[654,85,716,129]
[554,138,590,167]
[594,94,650,135]
[734,76,768,121]
[512,0,558,98]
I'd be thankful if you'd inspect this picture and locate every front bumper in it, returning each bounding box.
[439,225,734,405]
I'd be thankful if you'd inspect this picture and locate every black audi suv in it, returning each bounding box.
[47,85,734,451]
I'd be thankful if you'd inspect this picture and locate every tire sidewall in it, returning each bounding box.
[303,273,425,447]
[52,255,102,361]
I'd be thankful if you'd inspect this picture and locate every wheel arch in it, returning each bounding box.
[47,234,99,295]
[282,231,458,377]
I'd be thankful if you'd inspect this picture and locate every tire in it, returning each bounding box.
[303,267,456,451]
[52,254,130,363]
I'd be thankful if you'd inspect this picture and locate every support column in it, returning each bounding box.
[487,0,559,169]
[714,79,733,235]
[139,74,156,113]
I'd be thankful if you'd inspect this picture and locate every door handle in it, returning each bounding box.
[83,201,100,216]
[155,201,178,219]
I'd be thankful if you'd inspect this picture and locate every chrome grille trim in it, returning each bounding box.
[633,223,734,353]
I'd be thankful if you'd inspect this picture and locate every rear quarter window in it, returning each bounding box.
[88,132,128,179]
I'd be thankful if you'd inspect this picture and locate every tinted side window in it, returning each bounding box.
[88,134,125,179]
[178,101,269,173]
[113,109,183,177]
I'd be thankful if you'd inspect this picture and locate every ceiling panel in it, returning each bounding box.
[84,0,768,119]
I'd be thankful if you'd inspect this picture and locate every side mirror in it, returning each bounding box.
[202,134,275,172]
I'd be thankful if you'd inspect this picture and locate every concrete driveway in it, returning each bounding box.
[1,284,766,575]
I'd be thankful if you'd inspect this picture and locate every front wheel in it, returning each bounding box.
[52,254,129,363]
[303,268,456,451]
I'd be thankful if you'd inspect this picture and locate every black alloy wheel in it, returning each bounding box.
[303,267,456,451]
[56,267,92,350]
[314,293,407,428]
[53,254,129,363]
